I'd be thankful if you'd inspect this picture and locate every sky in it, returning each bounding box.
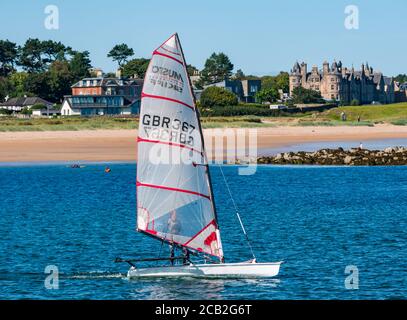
[0,0,405,76]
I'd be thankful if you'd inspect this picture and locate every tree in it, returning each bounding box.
[107,44,134,67]
[256,87,279,103]
[233,69,245,80]
[18,38,47,72]
[200,52,234,85]
[395,74,407,83]
[274,72,289,93]
[0,76,13,101]
[42,40,71,62]
[200,86,238,107]
[0,40,19,77]
[8,72,28,97]
[23,61,73,103]
[47,61,73,102]
[261,72,289,93]
[350,99,360,106]
[19,39,73,73]
[291,87,324,104]
[24,72,50,99]
[122,58,150,78]
[21,106,32,115]
[69,51,92,81]
[187,64,198,76]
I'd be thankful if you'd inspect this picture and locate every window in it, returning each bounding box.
[331,85,335,90]
[250,85,258,93]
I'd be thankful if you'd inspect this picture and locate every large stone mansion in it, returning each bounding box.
[289,61,395,104]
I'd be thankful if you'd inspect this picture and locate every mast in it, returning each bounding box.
[175,33,224,261]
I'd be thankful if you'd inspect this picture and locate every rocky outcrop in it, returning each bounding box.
[257,146,407,166]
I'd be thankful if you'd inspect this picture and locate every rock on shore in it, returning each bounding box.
[257,147,407,166]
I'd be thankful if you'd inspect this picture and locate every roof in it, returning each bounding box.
[71,77,143,88]
[0,97,53,107]
[373,73,383,84]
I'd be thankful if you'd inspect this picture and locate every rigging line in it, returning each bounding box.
[217,164,257,261]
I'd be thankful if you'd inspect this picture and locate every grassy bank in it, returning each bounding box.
[0,115,277,131]
[0,103,406,131]
[0,117,139,131]
[314,103,407,124]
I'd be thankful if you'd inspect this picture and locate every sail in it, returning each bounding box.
[136,34,224,260]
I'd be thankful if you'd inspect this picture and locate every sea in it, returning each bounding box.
[0,162,406,300]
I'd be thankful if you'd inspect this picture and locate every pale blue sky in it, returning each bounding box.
[0,0,405,75]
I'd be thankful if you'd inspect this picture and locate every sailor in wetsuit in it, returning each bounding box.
[167,210,181,265]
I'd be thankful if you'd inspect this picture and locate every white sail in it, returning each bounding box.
[136,34,224,260]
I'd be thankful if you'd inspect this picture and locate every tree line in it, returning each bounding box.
[6,38,380,107]
[0,39,92,103]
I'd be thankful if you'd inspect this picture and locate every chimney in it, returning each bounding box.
[342,67,347,77]
[323,61,329,75]
[116,68,122,79]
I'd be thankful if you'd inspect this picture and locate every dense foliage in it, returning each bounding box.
[200,86,238,107]
[394,74,407,83]
[200,104,285,117]
[261,72,289,93]
[255,87,280,103]
[199,52,234,85]
[107,43,134,67]
[291,87,324,104]
[0,39,92,103]
[122,58,150,78]
[350,99,360,106]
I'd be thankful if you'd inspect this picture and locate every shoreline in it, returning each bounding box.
[2,125,407,163]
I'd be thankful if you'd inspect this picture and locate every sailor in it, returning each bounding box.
[169,241,175,266]
[182,247,190,265]
[167,210,181,235]
[167,210,181,265]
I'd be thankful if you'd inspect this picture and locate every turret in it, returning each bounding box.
[323,61,330,75]
[300,62,308,86]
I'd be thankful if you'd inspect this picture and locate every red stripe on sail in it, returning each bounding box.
[137,137,203,155]
[183,219,217,246]
[153,50,184,65]
[137,181,211,200]
[159,45,181,56]
[140,229,221,258]
[141,92,194,110]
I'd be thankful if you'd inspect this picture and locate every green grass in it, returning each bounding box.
[201,116,276,128]
[318,103,407,122]
[0,103,406,131]
[0,116,139,132]
[390,119,407,126]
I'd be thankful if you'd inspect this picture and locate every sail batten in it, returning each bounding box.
[136,33,224,260]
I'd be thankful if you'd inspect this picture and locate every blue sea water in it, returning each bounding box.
[0,163,406,300]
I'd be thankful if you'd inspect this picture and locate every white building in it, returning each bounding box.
[0,97,53,113]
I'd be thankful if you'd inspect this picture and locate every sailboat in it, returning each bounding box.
[116,33,282,278]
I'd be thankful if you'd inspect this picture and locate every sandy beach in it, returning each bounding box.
[1,125,407,163]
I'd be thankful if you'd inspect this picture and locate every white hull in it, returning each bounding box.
[127,261,282,279]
